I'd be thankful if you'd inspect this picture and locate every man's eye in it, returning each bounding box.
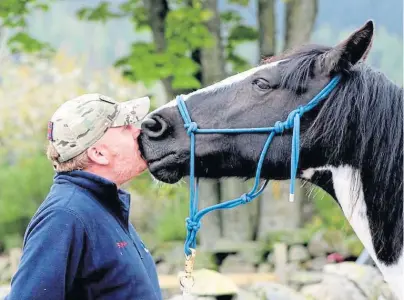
[253,78,271,90]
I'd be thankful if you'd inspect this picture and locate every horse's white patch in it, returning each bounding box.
[302,165,404,300]
[145,60,284,118]
[181,59,284,100]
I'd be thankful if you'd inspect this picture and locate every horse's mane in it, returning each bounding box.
[265,45,403,263]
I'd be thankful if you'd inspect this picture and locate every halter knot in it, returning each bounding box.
[186,217,201,232]
[185,122,198,135]
[241,193,253,204]
[297,105,305,116]
[274,121,285,134]
[285,107,302,129]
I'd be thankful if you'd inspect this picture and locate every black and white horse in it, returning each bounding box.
[139,20,403,299]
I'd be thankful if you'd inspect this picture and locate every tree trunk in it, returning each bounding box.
[282,0,318,228]
[283,0,318,51]
[200,0,258,243]
[143,0,175,100]
[258,0,276,59]
[197,0,225,248]
[255,0,318,239]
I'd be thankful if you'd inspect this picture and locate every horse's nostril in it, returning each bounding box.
[143,118,159,130]
[141,116,168,138]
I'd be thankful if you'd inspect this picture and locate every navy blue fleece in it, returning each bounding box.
[5,170,162,300]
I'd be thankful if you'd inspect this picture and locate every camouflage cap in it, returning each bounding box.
[47,93,150,163]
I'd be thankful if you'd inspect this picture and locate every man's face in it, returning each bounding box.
[89,125,147,184]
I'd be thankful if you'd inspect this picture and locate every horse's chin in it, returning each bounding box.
[147,154,186,184]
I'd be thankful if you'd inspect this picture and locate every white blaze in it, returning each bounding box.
[145,60,284,118]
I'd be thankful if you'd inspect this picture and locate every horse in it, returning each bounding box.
[138,20,403,299]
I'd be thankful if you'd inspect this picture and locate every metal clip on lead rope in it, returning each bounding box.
[179,248,196,298]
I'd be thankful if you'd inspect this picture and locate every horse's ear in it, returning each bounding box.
[319,20,374,75]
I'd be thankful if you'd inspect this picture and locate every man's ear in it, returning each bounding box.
[319,20,374,75]
[87,145,109,165]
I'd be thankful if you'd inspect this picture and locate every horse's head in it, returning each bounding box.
[139,20,374,184]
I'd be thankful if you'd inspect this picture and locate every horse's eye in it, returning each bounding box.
[253,78,271,90]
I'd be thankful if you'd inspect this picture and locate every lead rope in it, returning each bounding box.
[177,74,342,295]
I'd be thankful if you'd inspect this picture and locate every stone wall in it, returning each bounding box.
[1,229,393,300]
[153,228,364,281]
[165,262,396,300]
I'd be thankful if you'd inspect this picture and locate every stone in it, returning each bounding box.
[249,282,305,300]
[206,239,263,255]
[193,252,218,271]
[289,271,324,286]
[344,235,364,257]
[307,230,332,256]
[238,244,266,266]
[378,282,397,300]
[0,256,10,283]
[284,262,300,276]
[0,256,12,284]
[0,285,10,300]
[304,256,328,271]
[301,263,396,300]
[323,262,388,300]
[219,254,256,274]
[264,229,312,248]
[301,274,367,300]
[153,242,184,265]
[153,242,217,275]
[167,295,195,300]
[257,263,272,273]
[266,252,274,265]
[321,230,349,256]
[183,268,239,296]
[234,288,261,300]
[273,243,288,284]
[167,295,216,300]
[0,256,9,272]
[156,261,172,275]
[288,245,310,262]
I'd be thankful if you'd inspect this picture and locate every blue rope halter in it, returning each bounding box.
[176,75,342,257]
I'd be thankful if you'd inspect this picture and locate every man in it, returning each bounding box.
[5,93,162,300]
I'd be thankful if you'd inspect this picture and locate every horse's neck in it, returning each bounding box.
[302,165,403,299]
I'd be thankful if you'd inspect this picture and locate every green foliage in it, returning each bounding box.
[0,50,150,250]
[74,0,258,90]
[264,228,313,250]
[76,1,215,91]
[0,154,54,224]
[302,185,364,257]
[228,0,250,6]
[220,6,258,72]
[0,0,54,55]
[128,172,190,242]
[1,233,23,251]
[154,199,189,242]
[76,1,123,23]
[305,186,355,236]
[0,152,54,250]
[220,10,242,24]
[7,31,52,54]
[225,24,258,72]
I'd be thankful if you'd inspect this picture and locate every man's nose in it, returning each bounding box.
[131,126,141,139]
[141,115,168,138]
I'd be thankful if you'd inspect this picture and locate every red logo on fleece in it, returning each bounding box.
[116,241,128,248]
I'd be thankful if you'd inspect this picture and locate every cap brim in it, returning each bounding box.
[112,96,151,128]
